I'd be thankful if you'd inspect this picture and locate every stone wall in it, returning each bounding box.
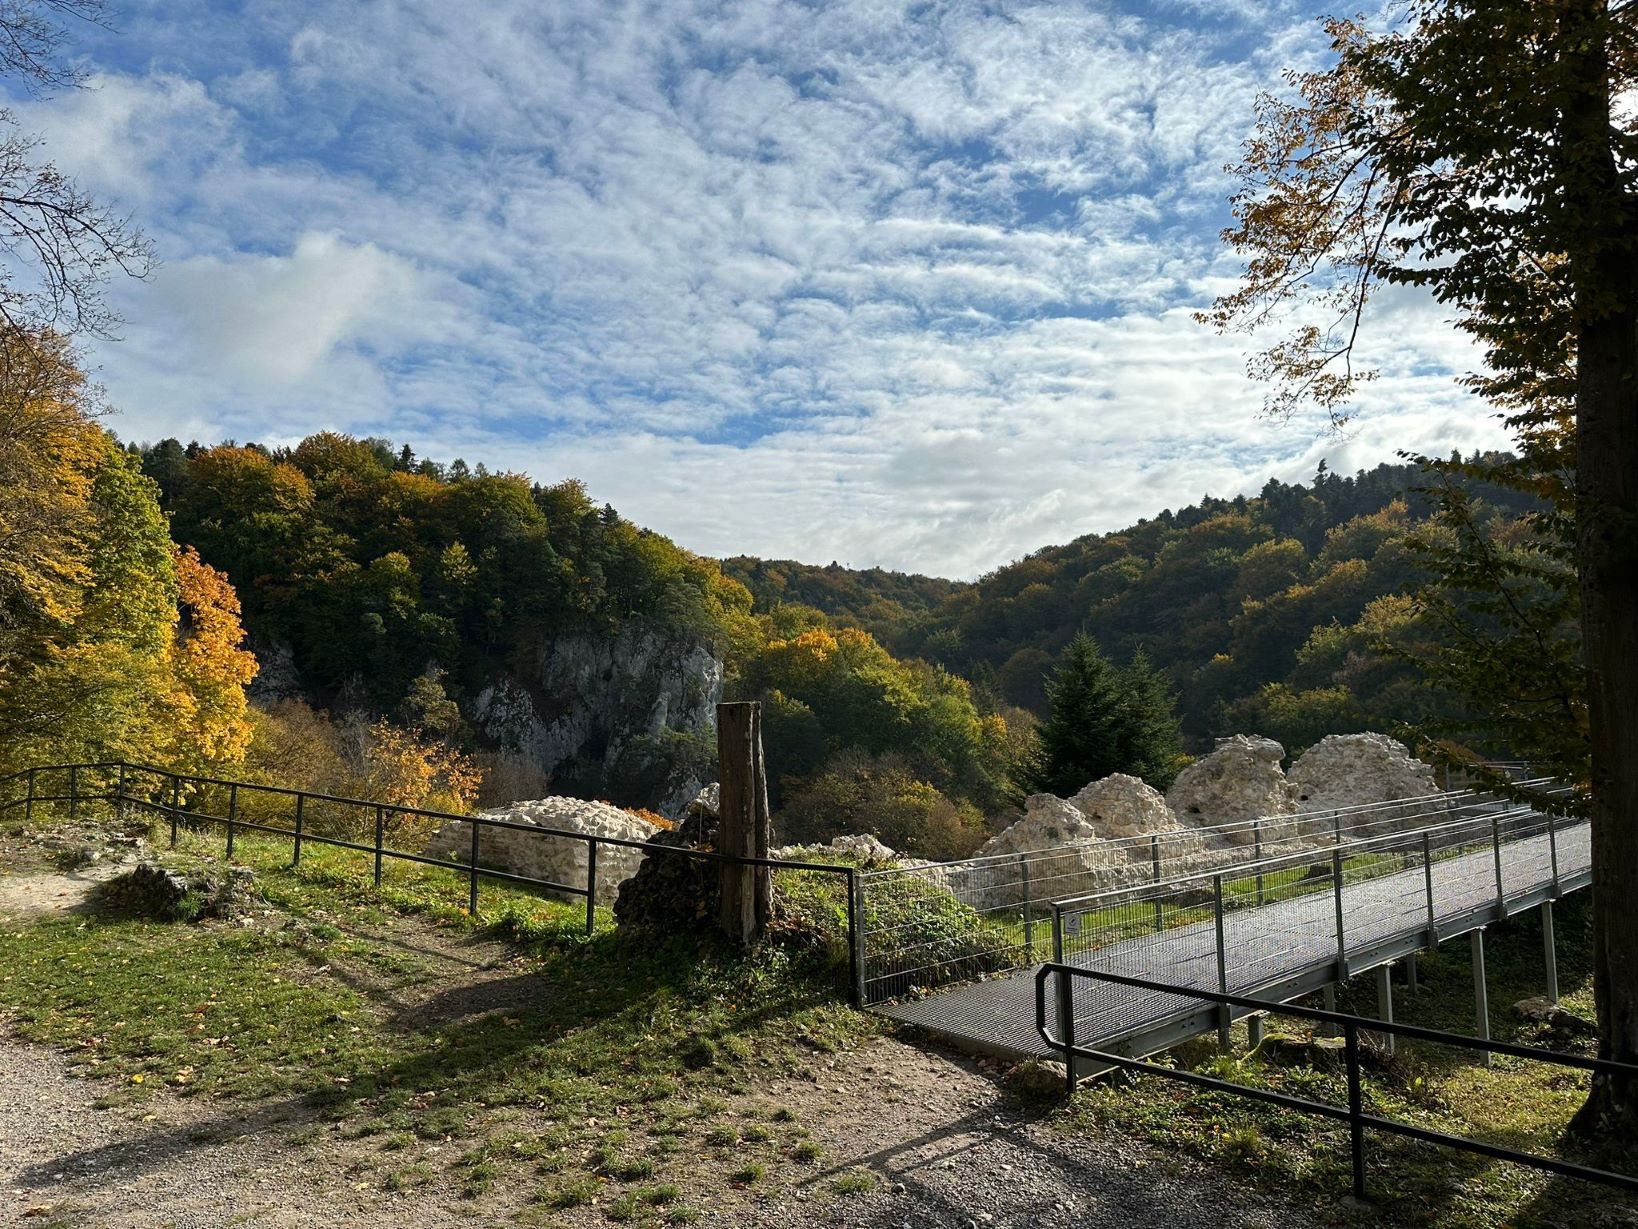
[425,797,659,904]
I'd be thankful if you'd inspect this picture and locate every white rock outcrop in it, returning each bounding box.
[1288,733,1440,833]
[425,797,659,904]
[772,832,898,865]
[1069,773,1178,839]
[1166,735,1299,843]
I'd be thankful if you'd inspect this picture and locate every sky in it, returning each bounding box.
[20,0,1512,579]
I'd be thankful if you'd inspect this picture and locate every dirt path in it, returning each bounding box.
[1,1029,1317,1229]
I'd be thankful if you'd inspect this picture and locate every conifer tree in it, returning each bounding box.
[1023,633,1126,797]
[1117,649,1185,790]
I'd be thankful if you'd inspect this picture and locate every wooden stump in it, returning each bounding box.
[716,701,772,945]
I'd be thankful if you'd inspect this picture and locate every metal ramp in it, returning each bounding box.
[869,796,1589,1063]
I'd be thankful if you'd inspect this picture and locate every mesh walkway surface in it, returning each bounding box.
[875,821,1590,1060]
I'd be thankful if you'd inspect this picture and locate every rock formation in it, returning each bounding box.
[1287,733,1440,828]
[614,785,722,930]
[425,797,659,904]
[470,627,723,816]
[1165,735,1298,843]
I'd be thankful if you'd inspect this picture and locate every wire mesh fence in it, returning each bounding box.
[856,781,1561,1004]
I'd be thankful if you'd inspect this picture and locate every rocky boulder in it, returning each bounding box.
[425,797,659,905]
[1166,735,1298,843]
[614,785,722,930]
[1069,774,1178,839]
[772,833,897,865]
[1287,733,1440,833]
[99,863,262,922]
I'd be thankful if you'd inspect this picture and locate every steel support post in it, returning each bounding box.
[372,805,384,886]
[468,820,481,917]
[1472,929,1492,1067]
[226,783,239,858]
[1344,1023,1368,1201]
[1491,816,1506,918]
[1547,809,1560,896]
[1321,984,1338,1038]
[24,767,35,822]
[1543,901,1559,1004]
[1057,967,1076,1096]
[1375,964,1395,1057]
[1406,952,1419,995]
[1422,831,1437,947]
[1247,1012,1264,1052]
[68,765,78,820]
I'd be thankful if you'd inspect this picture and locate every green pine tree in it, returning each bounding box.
[1022,633,1126,797]
[1116,649,1185,790]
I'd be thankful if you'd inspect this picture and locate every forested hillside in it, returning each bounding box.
[891,460,1541,752]
[136,433,1023,851]
[720,557,964,644]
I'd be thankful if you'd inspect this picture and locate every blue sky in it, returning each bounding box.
[23,0,1510,578]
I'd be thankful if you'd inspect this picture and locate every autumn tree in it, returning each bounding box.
[1202,2,1637,1131]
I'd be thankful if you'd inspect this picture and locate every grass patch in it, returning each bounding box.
[831,1169,876,1194]
[0,810,878,1215]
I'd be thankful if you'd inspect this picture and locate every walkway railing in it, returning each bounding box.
[0,761,865,1003]
[857,781,1558,1003]
[1034,963,1638,1199]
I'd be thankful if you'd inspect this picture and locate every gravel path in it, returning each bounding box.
[1,1029,1325,1229]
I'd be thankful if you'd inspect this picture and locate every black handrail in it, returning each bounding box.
[1033,963,1638,1200]
[2,760,866,1005]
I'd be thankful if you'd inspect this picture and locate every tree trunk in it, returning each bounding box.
[1564,0,1638,1137]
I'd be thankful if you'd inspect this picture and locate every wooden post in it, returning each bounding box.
[716,701,771,945]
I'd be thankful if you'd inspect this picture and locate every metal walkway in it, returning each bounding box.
[875,807,1589,1062]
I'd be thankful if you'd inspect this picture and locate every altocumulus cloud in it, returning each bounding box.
[18,0,1512,578]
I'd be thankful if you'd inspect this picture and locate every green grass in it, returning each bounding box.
[0,805,879,1213]
[1058,894,1638,1228]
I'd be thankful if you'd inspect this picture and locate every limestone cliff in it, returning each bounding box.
[470,627,724,816]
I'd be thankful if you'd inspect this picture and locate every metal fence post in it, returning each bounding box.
[1019,855,1034,962]
[848,868,865,1007]
[292,793,305,866]
[1057,965,1076,1096]
[1253,819,1264,906]
[68,765,78,820]
[24,767,35,822]
[1491,814,1506,918]
[1214,874,1231,1049]
[169,774,180,847]
[468,819,481,916]
[373,805,385,886]
[116,762,127,812]
[1333,847,1348,980]
[1151,835,1164,932]
[586,840,599,937]
[1344,1022,1367,1201]
[1422,831,1437,947]
[226,783,239,858]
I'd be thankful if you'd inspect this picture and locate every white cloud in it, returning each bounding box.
[26,0,1513,577]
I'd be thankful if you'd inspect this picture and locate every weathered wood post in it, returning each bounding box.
[716,701,771,945]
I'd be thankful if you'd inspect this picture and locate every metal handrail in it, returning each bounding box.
[1049,799,1567,915]
[0,759,868,1004]
[1033,962,1638,1199]
[858,778,1557,882]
